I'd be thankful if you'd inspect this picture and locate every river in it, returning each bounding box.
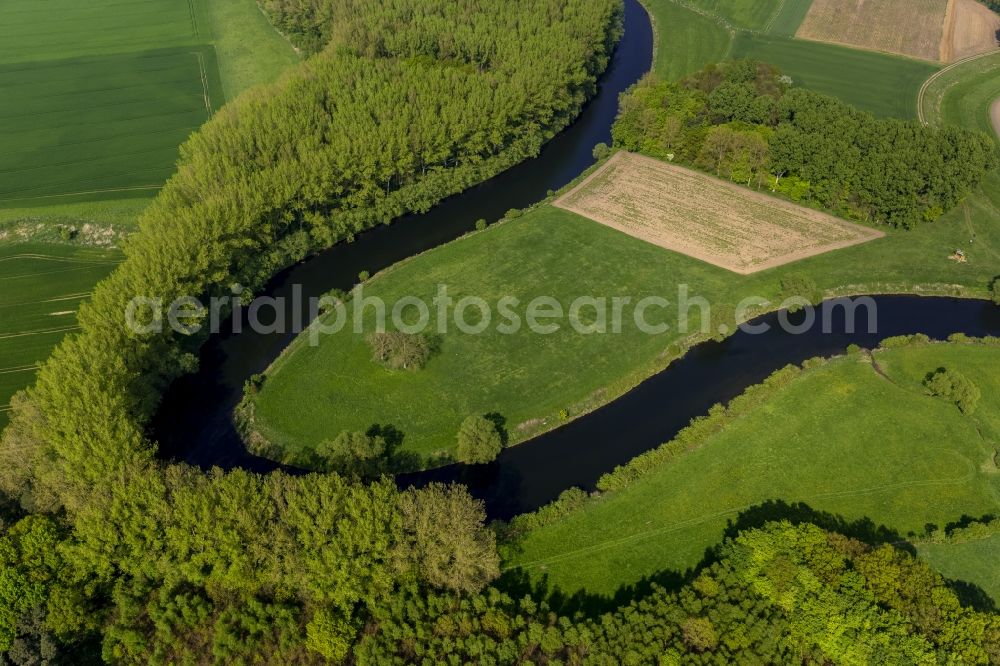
[153,1,1000,522]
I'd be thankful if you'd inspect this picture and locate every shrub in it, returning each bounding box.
[367,331,432,370]
[474,219,487,232]
[244,373,265,397]
[992,277,1000,306]
[779,273,819,311]
[924,367,981,415]
[503,208,523,220]
[456,415,503,464]
[358,270,371,282]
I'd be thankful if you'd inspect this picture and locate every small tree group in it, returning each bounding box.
[316,430,387,478]
[367,331,431,370]
[456,415,503,464]
[924,367,981,415]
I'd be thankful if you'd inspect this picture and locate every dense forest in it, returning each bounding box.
[612,60,998,228]
[0,0,621,662]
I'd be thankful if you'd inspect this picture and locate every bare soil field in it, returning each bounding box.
[553,152,884,275]
[796,0,948,62]
[941,0,1000,62]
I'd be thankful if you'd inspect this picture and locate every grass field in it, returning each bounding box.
[918,535,1000,603]
[731,34,939,118]
[683,0,783,31]
[0,244,122,428]
[554,152,882,274]
[0,0,297,232]
[765,0,814,37]
[504,342,1000,597]
[796,0,948,62]
[642,0,732,80]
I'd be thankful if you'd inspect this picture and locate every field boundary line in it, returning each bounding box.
[188,0,200,38]
[0,365,38,375]
[917,49,1000,124]
[0,325,80,341]
[0,254,116,265]
[0,184,161,204]
[763,0,788,34]
[192,50,213,114]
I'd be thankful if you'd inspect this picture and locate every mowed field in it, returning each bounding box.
[0,244,121,428]
[0,0,297,215]
[0,0,223,208]
[505,342,1000,598]
[797,0,948,62]
[554,152,883,274]
[731,33,939,117]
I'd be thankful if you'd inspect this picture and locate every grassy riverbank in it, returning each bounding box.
[503,340,1000,598]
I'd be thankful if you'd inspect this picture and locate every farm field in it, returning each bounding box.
[683,0,783,31]
[642,0,731,80]
[554,152,883,274]
[0,0,297,231]
[730,34,939,118]
[944,0,1000,62]
[0,244,121,428]
[797,0,948,62]
[504,342,1000,597]
[764,0,815,37]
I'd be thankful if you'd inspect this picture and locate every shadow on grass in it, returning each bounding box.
[498,499,997,616]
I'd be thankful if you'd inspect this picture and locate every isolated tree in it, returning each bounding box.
[456,415,503,464]
[924,368,981,414]
[367,331,431,370]
[592,142,610,161]
[396,484,499,593]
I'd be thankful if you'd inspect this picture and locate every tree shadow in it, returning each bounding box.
[498,500,1000,619]
[484,412,509,446]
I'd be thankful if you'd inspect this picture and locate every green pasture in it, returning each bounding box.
[505,343,1000,596]
[918,535,1000,605]
[764,0,814,37]
[683,0,783,31]
[731,34,938,118]
[0,244,122,427]
[643,0,732,80]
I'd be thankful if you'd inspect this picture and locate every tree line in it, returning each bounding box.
[0,0,621,661]
[612,60,998,228]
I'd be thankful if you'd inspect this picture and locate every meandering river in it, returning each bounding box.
[154,1,1000,521]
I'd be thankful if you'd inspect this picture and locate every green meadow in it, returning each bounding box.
[0,0,297,225]
[730,33,938,118]
[0,244,122,428]
[505,342,1000,597]
[642,1,935,118]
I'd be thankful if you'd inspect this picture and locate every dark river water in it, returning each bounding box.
[153,1,1000,521]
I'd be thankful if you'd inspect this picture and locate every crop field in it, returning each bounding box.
[0,244,121,428]
[943,0,1000,62]
[797,0,948,62]
[553,152,883,274]
[0,0,296,223]
[506,342,1000,596]
[0,47,220,204]
[731,34,939,117]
